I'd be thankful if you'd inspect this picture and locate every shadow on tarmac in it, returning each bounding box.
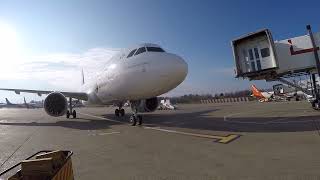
[1,109,320,132]
[103,110,320,133]
[0,117,119,130]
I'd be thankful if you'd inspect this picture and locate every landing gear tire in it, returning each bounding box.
[72,110,77,119]
[312,100,320,110]
[130,115,137,126]
[66,110,70,118]
[137,115,142,125]
[120,109,125,116]
[115,109,120,117]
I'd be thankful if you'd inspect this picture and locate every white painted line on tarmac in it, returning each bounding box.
[88,131,121,136]
[99,132,121,136]
[79,113,124,124]
[223,112,244,121]
[144,126,241,143]
[224,118,318,125]
[78,113,241,143]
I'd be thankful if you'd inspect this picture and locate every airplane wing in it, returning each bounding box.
[0,88,88,101]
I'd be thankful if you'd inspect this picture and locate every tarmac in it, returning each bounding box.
[0,101,320,179]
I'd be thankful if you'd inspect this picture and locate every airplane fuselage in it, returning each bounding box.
[81,43,188,105]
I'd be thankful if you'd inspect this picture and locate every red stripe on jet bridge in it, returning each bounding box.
[288,39,320,55]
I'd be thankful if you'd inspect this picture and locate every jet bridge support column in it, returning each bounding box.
[307,25,320,107]
[310,73,314,95]
[311,73,318,98]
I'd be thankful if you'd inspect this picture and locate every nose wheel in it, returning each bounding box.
[66,110,70,118]
[130,115,136,126]
[129,114,142,126]
[137,115,142,125]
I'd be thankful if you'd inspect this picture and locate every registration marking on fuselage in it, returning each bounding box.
[144,126,241,144]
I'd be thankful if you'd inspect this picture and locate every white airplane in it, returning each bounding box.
[0,97,30,108]
[252,84,314,102]
[0,43,188,125]
[24,98,44,108]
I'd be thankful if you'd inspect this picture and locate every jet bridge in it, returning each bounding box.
[232,25,320,109]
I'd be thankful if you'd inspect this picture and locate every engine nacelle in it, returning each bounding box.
[130,97,159,113]
[44,92,68,117]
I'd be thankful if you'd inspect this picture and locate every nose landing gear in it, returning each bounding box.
[129,115,137,126]
[137,115,142,125]
[129,115,142,126]
[114,102,142,126]
[129,108,142,126]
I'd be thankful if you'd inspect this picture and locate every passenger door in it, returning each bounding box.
[247,47,262,72]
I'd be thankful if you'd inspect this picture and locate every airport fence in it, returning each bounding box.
[200,97,252,104]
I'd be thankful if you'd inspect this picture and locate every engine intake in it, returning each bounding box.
[131,97,159,113]
[44,92,68,117]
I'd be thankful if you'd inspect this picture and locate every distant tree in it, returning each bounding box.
[162,89,252,104]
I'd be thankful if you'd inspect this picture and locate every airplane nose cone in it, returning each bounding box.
[172,55,188,81]
[160,54,188,87]
[133,52,188,97]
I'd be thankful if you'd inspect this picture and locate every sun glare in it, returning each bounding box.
[0,22,21,65]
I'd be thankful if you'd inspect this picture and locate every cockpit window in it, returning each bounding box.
[127,49,137,58]
[135,47,146,55]
[146,47,165,52]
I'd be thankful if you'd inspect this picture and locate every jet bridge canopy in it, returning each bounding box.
[232,29,278,80]
[232,28,320,80]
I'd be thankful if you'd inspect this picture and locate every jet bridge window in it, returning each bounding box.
[127,49,137,58]
[135,47,146,55]
[146,47,165,52]
[260,48,270,58]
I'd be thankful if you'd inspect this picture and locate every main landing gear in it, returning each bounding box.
[115,108,125,117]
[114,103,125,117]
[66,97,76,119]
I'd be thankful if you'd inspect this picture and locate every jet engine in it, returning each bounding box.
[44,92,68,117]
[130,97,159,113]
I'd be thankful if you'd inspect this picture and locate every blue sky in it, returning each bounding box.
[0,0,319,102]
